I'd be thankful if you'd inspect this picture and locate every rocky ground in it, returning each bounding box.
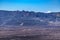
[0,27,60,40]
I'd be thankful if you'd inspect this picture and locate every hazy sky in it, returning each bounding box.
[0,0,60,12]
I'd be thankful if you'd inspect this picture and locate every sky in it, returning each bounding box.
[0,0,60,12]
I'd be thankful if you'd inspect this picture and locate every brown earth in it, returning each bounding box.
[0,27,60,40]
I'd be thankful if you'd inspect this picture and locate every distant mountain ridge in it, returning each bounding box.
[0,10,60,27]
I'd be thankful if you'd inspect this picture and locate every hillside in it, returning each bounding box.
[0,10,60,27]
[0,10,60,40]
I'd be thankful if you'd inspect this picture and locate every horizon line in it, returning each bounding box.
[0,10,60,13]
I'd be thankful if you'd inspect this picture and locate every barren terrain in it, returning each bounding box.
[0,27,60,40]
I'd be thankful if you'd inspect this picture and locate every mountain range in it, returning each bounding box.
[0,10,60,28]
